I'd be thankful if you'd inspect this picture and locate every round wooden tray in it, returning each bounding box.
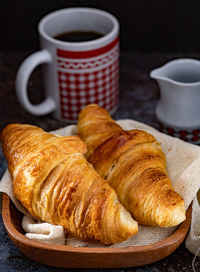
[1,193,191,268]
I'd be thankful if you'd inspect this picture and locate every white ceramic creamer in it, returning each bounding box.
[150,58,200,143]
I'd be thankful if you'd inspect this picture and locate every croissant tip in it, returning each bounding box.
[158,202,186,227]
[117,206,139,240]
[171,204,186,226]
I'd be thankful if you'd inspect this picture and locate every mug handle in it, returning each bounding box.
[16,50,56,115]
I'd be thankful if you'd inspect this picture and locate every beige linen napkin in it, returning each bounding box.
[0,120,199,254]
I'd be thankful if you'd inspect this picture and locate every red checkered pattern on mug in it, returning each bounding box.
[56,38,119,121]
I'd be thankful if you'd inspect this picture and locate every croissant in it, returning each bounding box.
[1,123,138,244]
[78,104,186,227]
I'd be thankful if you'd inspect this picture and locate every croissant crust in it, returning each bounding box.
[1,123,138,244]
[78,104,186,227]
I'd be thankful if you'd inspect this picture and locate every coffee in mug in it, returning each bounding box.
[54,30,104,42]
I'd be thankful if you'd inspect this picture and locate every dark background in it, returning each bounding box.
[0,0,200,53]
[0,2,200,271]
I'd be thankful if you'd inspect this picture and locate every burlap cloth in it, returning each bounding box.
[0,120,199,255]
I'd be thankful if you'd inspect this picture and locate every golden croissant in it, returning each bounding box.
[1,123,138,244]
[78,104,186,227]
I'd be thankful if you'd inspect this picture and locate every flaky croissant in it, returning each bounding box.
[78,104,186,227]
[1,123,138,244]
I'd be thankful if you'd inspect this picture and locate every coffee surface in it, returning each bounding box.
[54,30,104,42]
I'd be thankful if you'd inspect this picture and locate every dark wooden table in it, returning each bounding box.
[0,51,199,272]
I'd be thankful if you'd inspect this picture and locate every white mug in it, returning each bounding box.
[16,8,119,122]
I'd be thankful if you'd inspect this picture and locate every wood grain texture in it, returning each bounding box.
[2,193,192,268]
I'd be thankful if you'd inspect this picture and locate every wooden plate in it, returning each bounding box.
[1,193,191,268]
